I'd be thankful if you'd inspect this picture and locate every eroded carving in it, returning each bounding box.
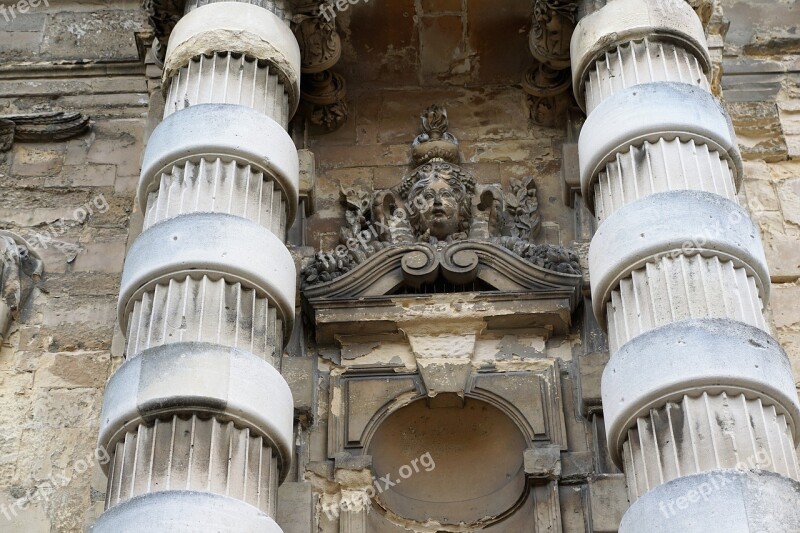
[294,6,349,132]
[529,0,577,70]
[523,62,574,128]
[0,112,91,152]
[300,70,348,132]
[302,106,581,290]
[293,14,341,73]
[525,1,577,128]
[0,232,43,342]
[143,0,184,50]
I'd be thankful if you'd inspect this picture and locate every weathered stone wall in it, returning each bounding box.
[0,1,148,530]
[720,0,800,391]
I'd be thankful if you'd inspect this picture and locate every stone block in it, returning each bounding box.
[419,15,463,81]
[771,284,800,329]
[421,0,460,12]
[777,177,800,226]
[11,144,64,176]
[343,0,417,87]
[70,239,127,273]
[589,475,630,533]
[578,351,608,415]
[743,178,781,213]
[298,149,316,216]
[0,31,43,61]
[524,445,561,479]
[55,164,116,187]
[0,490,50,533]
[466,0,531,84]
[39,10,147,61]
[86,120,145,177]
[281,356,314,413]
[277,482,314,533]
[26,388,102,430]
[560,451,593,480]
[728,101,789,163]
[34,351,110,389]
[758,211,800,282]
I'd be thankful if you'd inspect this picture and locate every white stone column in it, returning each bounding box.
[572,0,800,530]
[94,2,300,531]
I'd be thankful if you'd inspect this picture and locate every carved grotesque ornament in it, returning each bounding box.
[0,232,43,343]
[302,106,581,289]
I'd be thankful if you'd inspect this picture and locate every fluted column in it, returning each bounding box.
[94,2,300,531]
[572,0,800,530]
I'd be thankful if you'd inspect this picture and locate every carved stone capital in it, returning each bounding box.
[300,70,348,132]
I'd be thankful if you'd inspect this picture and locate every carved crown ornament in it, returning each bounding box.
[301,105,582,305]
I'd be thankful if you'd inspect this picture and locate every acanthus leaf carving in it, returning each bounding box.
[293,14,342,73]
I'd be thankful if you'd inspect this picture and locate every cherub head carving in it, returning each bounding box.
[404,163,474,241]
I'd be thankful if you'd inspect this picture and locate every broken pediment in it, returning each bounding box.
[301,105,582,306]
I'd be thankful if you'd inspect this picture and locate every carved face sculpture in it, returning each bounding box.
[407,168,471,241]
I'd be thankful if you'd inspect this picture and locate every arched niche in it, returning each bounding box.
[366,395,529,528]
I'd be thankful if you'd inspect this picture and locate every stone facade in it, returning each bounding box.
[0,0,795,532]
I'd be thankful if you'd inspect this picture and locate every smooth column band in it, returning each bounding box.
[602,319,800,467]
[118,212,297,337]
[139,103,300,223]
[98,342,294,481]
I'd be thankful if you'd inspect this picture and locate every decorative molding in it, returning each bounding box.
[0,231,43,343]
[304,240,582,299]
[300,70,348,132]
[142,0,185,50]
[0,112,91,152]
[328,365,567,456]
[523,62,575,128]
[292,5,348,133]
